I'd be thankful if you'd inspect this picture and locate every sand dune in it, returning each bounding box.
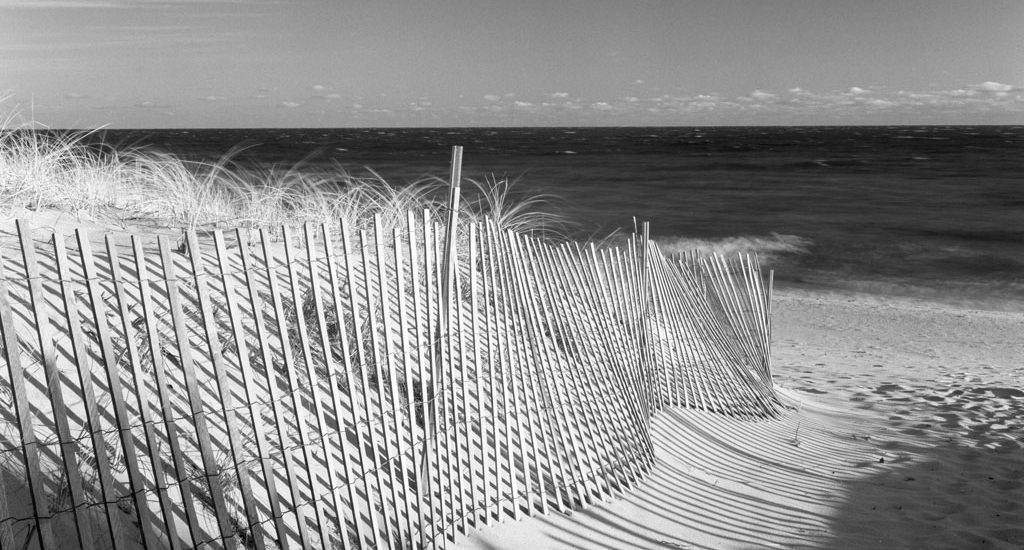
[458,290,1024,550]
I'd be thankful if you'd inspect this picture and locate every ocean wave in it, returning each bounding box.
[653,233,813,263]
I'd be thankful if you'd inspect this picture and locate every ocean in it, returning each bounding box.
[90,126,1024,312]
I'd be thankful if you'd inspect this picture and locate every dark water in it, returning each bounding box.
[90,126,1024,311]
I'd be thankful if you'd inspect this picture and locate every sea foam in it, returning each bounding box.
[654,233,812,264]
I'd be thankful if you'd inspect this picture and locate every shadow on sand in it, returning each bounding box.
[459,387,1024,550]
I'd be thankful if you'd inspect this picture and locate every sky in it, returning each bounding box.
[2,0,1023,128]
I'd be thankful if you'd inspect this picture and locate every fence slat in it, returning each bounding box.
[213,230,287,548]
[292,224,351,550]
[76,228,143,550]
[480,219,515,522]
[279,225,339,550]
[184,231,264,550]
[450,227,472,534]
[22,226,93,550]
[132,236,204,549]
[251,228,314,550]
[487,226,538,519]
[405,211,437,546]
[370,216,414,546]
[100,235,165,550]
[555,243,636,495]
[467,223,488,527]
[321,223,377,549]
[516,236,589,510]
[158,236,237,549]
[537,242,616,502]
[339,220,393,549]
[392,224,429,545]
[501,230,565,514]
[2,224,57,550]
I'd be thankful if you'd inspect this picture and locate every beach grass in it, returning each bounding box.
[1,121,571,238]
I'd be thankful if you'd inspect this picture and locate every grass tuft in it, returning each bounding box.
[1,112,572,238]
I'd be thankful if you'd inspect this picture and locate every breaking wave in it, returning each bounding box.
[653,233,813,264]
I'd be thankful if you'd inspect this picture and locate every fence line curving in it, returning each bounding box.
[0,178,778,550]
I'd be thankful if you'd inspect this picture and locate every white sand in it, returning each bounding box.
[457,289,1024,550]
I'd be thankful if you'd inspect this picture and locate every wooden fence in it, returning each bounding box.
[0,176,777,550]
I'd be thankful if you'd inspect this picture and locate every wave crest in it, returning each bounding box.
[654,233,812,263]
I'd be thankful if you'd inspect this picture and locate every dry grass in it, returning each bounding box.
[1,116,571,238]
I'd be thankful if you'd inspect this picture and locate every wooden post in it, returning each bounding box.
[434,145,462,540]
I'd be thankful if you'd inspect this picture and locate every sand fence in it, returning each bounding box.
[0,183,778,549]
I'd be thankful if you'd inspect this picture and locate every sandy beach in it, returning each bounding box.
[457,289,1024,550]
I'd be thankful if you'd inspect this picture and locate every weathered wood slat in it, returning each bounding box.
[3,223,58,550]
[392,223,429,544]
[516,236,588,510]
[339,220,392,549]
[279,225,338,550]
[296,223,354,550]
[488,226,537,519]
[480,220,517,522]
[535,242,615,503]
[76,229,141,550]
[133,236,202,550]
[158,236,236,549]
[25,227,94,550]
[554,243,636,494]
[213,230,287,548]
[404,211,436,546]
[102,235,164,550]
[369,217,413,546]
[321,222,377,549]
[501,230,563,514]
[250,228,314,550]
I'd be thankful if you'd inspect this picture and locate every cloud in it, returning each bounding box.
[483,94,501,102]
[590,102,614,111]
[750,90,776,101]
[280,101,300,108]
[972,81,1014,93]
[202,95,225,101]
[551,92,569,98]
[847,86,869,95]
[513,101,534,107]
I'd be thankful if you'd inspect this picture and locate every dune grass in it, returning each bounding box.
[0,115,577,547]
[0,121,571,238]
